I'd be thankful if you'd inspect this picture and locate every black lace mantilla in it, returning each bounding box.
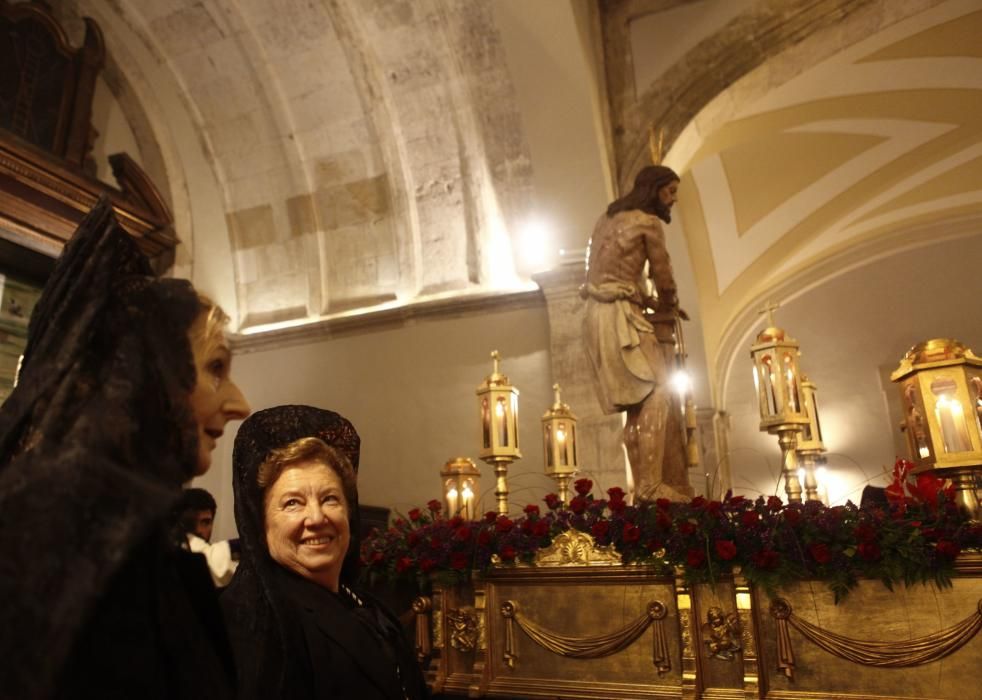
[0,198,207,698]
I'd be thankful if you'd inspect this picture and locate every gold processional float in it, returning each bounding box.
[403,323,982,700]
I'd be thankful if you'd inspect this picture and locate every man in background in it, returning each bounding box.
[176,488,239,587]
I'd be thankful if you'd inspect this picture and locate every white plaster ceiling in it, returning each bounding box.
[660,0,982,397]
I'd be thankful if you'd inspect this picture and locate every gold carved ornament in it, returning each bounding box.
[446,607,480,653]
[770,598,982,679]
[500,599,671,674]
[411,596,432,663]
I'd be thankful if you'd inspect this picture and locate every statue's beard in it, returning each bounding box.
[645,199,672,224]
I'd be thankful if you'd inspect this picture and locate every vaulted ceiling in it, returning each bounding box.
[53,0,982,403]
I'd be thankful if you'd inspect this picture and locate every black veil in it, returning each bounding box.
[0,198,215,698]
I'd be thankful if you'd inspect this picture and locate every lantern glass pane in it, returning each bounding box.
[571,424,578,465]
[931,376,972,453]
[481,398,491,448]
[761,355,778,416]
[783,353,800,412]
[812,393,824,442]
[512,394,520,449]
[902,382,931,460]
[545,424,554,466]
[496,396,507,447]
[970,374,982,438]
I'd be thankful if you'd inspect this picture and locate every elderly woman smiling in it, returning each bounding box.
[223,405,428,700]
[260,438,354,592]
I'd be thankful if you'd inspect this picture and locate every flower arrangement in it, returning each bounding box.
[360,461,982,602]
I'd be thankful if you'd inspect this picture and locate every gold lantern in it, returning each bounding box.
[441,457,481,520]
[795,375,827,502]
[891,338,982,517]
[541,383,578,505]
[477,350,521,515]
[750,305,810,503]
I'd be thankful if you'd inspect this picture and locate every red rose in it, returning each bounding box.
[678,521,697,535]
[936,540,961,559]
[574,478,593,496]
[454,525,472,542]
[370,551,384,564]
[450,552,470,570]
[705,500,722,516]
[808,543,832,564]
[727,494,747,506]
[752,548,779,570]
[544,493,562,510]
[520,519,533,534]
[656,498,672,511]
[607,487,626,502]
[407,531,420,547]
[484,511,498,523]
[741,511,760,527]
[499,545,517,561]
[714,539,737,560]
[686,549,706,568]
[857,542,881,561]
[532,520,550,537]
[449,516,463,528]
[783,508,801,526]
[569,496,588,515]
[396,556,413,573]
[496,516,514,533]
[427,499,442,513]
[524,504,540,516]
[408,508,422,522]
[691,496,706,508]
[767,496,783,512]
[854,523,877,543]
[591,521,610,539]
[608,498,627,514]
[622,524,641,544]
[656,511,672,530]
[419,557,437,573]
[477,529,491,546]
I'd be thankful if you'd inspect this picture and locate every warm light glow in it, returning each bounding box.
[556,428,566,443]
[495,401,505,417]
[919,445,931,458]
[517,217,553,272]
[797,467,805,482]
[671,370,691,397]
[447,486,459,515]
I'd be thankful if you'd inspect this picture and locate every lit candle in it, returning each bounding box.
[935,395,971,453]
[447,486,458,516]
[461,485,474,520]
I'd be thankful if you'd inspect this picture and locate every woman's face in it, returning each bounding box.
[188,312,251,475]
[264,460,350,592]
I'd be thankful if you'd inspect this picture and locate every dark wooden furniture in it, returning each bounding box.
[0,0,175,263]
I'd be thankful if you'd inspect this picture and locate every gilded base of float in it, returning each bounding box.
[413,535,982,700]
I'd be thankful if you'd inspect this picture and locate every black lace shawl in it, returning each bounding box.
[0,199,229,698]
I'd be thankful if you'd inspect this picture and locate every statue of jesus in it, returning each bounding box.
[581,165,693,501]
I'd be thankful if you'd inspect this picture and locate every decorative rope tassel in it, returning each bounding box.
[649,601,671,674]
[412,596,432,663]
[771,599,795,679]
[501,601,518,669]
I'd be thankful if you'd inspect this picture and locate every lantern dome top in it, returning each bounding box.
[478,350,514,389]
[891,338,982,380]
[542,384,576,420]
[755,326,786,343]
[441,456,481,477]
